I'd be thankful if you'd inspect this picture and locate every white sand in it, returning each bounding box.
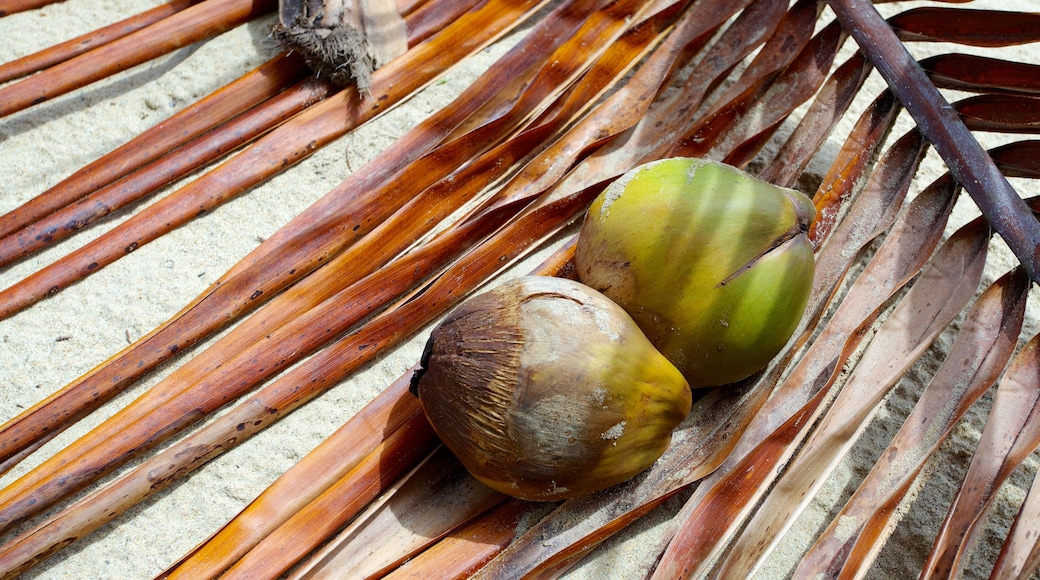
[0,0,1037,578]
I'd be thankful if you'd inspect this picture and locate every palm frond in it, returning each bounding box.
[0,0,1038,577]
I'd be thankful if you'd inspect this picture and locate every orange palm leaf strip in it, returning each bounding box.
[160,244,575,579]
[148,3,725,570]
[0,0,200,84]
[282,447,506,579]
[157,370,424,579]
[0,0,676,551]
[0,0,648,513]
[0,0,495,265]
[0,0,504,320]
[0,0,277,118]
[0,0,60,16]
[0,75,334,267]
[0,0,533,468]
[382,498,538,580]
[0,51,310,241]
[0,198,526,576]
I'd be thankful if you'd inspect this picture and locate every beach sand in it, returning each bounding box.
[0,0,1038,577]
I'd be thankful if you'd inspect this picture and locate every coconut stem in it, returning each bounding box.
[827,0,1040,281]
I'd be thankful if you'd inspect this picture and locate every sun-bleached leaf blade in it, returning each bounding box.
[992,455,1040,580]
[382,499,541,580]
[796,267,1031,580]
[652,173,961,579]
[716,217,993,578]
[287,447,505,579]
[922,334,1040,579]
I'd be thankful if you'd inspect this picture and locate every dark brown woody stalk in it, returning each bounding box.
[0,0,277,118]
[826,0,1040,280]
[0,0,199,84]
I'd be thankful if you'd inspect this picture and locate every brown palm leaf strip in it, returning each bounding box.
[0,51,310,242]
[651,165,961,578]
[707,20,844,166]
[471,49,894,580]
[381,498,539,580]
[648,0,824,164]
[0,199,525,578]
[992,422,1040,580]
[157,369,427,579]
[723,95,1040,575]
[795,266,1032,579]
[153,200,597,579]
[0,0,276,118]
[408,65,850,580]
[0,74,335,267]
[922,54,1040,96]
[0,0,199,84]
[0,0,531,472]
[148,2,750,571]
[653,9,1040,573]
[922,333,1040,578]
[0,0,60,16]
[716,215,993,577]
[284,447,506,579]
[0,0,487,319]
[0,0,674,551]
[435,7,847,578]
[0,0,451,245]
[159,245,573,579]
[0,0,510,267]
[827,0,1040,279]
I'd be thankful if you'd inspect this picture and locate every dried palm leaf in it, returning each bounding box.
[797,266,1032,579]
[0,0,277,118]
[1,0,1039,577]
